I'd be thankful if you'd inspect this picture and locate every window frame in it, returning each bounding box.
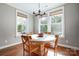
[16,10,28,36]
[39,17,48,33]
[49,6,64,36]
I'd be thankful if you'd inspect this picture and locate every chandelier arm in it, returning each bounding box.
[39,3,40,10]
[33,3,46,16]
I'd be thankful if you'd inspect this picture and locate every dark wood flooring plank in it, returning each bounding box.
[0,44,79,56]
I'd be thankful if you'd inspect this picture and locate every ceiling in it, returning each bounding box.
[7,3,64,15]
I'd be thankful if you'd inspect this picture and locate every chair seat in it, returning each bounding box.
[30,44,39,52]
[25,44,39,53]
[31,42,48,56]
[32,49,42,55]
[45,43,50,48]
[32,48,48,56]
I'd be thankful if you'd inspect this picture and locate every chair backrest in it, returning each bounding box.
[47,32,51,35]
[37,42,45,56]
[21,35,32,51]
[44,32,48,34]
[54,34,59,48]
[44,32,51,35]
[21,35,28,44]
[28,35,32,39]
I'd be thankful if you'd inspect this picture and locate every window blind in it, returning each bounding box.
[17,12,27,18]
[49,9,62,16]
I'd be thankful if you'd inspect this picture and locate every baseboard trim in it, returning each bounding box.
[58,44,79,50]
[0,42,79,50]
[0,42,22,49]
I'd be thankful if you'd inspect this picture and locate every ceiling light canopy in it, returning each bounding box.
[33,3,46,16]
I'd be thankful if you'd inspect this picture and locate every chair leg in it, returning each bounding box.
[29,51,31,56]
[23,50,26,56]
[54,48,57,56]
[54,50,55,56]
[23,50,24,56]
[23,45,25,56]
[46,48,48,56]
[29,53,31,56]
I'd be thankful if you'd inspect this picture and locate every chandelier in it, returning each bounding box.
[33,3,46,16]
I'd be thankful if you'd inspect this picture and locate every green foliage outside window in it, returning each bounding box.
[51,16,61,23]
[41,25,47,33]
[51,15,62,34]
[17,24,26,33]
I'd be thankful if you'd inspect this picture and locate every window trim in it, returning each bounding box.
[16,10,28,37]
[39,17,48,33]
[49,6,64,36]
[39,6,64,35]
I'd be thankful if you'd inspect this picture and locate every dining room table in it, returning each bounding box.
[21,33,62,56]
[30,34,56,43]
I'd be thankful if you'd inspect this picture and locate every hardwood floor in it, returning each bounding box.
[0,43,79,56]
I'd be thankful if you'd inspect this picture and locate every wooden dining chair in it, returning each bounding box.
[28,35,48,56]
[21,35,48,56]
[44,32,48,34]
[45,34,59,56]
[44,32,51,35]
[28,32,34,35]
[21,35,39,56]
[28,32,37,35]
[53,34,59,56]
[47,32,51,35]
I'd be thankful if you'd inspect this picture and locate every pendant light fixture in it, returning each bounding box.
[33,3,46,16]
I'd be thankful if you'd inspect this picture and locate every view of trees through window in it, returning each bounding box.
[51,14,62,35]
[16,16,26,35]
[40,25,47,33]
[39,13,63,35]
[40,17,48,33]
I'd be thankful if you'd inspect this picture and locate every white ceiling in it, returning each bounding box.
[7,3,64,15]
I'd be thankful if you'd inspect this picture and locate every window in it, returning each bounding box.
[39,17,48,33]
[16,12,27,36]
[50,9,63,35]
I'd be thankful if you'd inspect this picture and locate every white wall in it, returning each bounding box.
[28,15,34,33]
[33,16,39,33]
[0,3,17,48]
[58,3,79,48]
[0,3,33,49]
